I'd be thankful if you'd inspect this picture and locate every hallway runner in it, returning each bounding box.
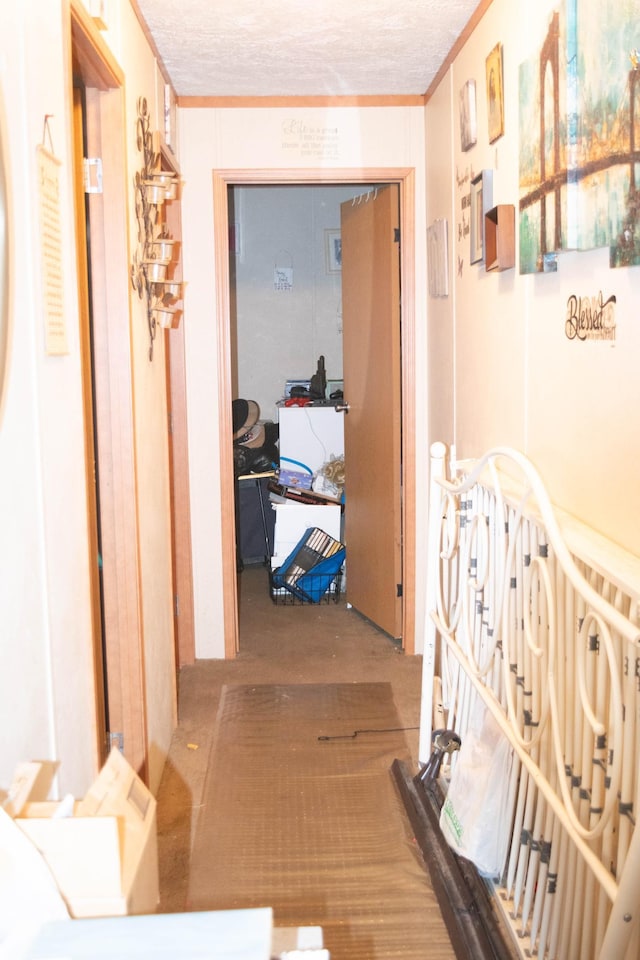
[188,682,454,959]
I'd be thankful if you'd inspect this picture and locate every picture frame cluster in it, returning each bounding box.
[459,42,504,153]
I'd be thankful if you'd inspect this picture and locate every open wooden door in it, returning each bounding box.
[340,184,403,639]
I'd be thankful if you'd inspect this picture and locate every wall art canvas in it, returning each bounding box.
[518,3,575,274]
[572,0,640,260]
[573,0,640,266]
[519,0,640,273]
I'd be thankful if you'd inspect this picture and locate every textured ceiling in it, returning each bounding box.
[134,0,481,98]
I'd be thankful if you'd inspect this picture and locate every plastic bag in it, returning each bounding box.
[439,705,515,879]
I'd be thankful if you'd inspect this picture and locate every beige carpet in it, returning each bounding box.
[187,682,454,959]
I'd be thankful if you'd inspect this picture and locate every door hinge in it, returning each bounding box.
[397,583,403,597]
[394,227,400,243]
[108,731,124,753]
[83,157,103,194]
[174,594,180,618]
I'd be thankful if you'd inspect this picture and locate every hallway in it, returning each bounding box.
[155,565,454,955]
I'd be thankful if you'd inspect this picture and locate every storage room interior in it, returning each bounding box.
[229,182,384,602]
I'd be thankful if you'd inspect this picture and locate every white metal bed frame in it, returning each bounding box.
[419,442,640,960]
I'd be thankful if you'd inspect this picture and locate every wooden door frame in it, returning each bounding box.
[159,140,196,669]
[212,167,416,657]
[69,0,148,779]
[71,83,107,769]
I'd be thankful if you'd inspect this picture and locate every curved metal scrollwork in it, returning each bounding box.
[130,96,181,361]
[428,446,636,839]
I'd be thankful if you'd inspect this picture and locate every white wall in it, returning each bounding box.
[233,184,364,422]
[0,0,177,796]
[426,0,640,556]
[118,0,178,794]
[0,1,95,793]
[179,105,428,657]
[6,0,634,801]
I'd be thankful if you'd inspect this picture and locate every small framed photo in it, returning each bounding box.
[164,83,177,152]
[486,43,504,143]
[325,228,342,273]
[459,79,477,152]
[470,170,493,264]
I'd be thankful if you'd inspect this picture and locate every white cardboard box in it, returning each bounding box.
[271,502,342,569]
[13,748,159,919]
[22,909,274,959]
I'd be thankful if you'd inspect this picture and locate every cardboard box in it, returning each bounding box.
[13,748,159,919]
[272,502,342,570]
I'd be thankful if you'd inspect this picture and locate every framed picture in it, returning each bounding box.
[470,169,493,264]
[486,43,504,143]
[459,79,477,152]
[325,228,342,273]
[164,83,177,152]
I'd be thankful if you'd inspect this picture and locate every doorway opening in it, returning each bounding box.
[212,168,417,659]
[229,182,369,606]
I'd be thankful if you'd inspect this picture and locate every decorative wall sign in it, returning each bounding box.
[37,144,68,355]
[486,43,505,144]
[281,119,340,161]
[427,219,449,297]
[274,267,293,291]
[274,250,294,290]
[565,291,616,341]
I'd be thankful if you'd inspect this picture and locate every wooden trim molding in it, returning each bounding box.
[84,86,148,780]
[70,3,148,780]
[180,95,426,109]
[212,167,416,656]
[70,0,123,90]
[212,173,240,659]
[425,0,494,101]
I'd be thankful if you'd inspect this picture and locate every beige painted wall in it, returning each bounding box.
[117,0,177,794]
[0,0,176,795]
[178,105,429,658]
[426,0,640,556]
[0,1,96,794]
[3,0,636,806]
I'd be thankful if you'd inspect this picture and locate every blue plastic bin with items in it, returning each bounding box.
[271,526,345,603]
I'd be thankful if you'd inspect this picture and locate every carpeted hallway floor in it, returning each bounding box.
[155,564,455,957]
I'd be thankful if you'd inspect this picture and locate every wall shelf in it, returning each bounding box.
[485,204,515,272]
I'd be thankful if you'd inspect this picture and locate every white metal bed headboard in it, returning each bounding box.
[420,441,640,960]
